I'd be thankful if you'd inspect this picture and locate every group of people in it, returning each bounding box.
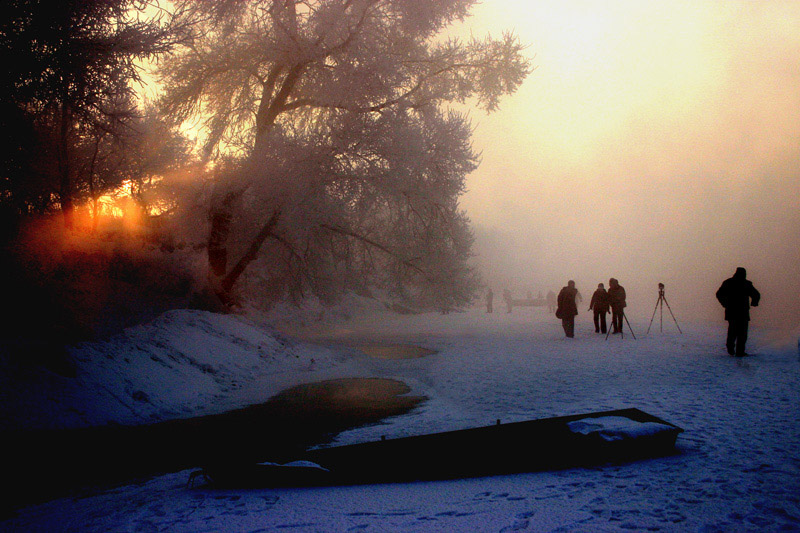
[556,268,761,356]
[556,278,627,338]
[485,267,760,356]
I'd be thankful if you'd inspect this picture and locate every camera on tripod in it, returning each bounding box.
[647,282,681,334]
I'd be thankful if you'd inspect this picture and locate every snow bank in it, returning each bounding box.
[0,309,347,431]
[0,292,421,432]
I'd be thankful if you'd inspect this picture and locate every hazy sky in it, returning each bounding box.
[452,0,800,330]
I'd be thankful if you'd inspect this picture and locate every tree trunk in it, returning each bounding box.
[207,192,237,278]
[205,7,305,303]
[206,177,282,304]
[58,104,74,229]
[90,196,100,233]
[89,136,101,233]
[221,209,281,294]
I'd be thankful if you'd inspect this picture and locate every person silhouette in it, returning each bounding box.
[503,289,512,313]
[608,278,626,334]
[716,267,760,356]
[589,283,610,334]
[556,280,580,338]
[547,290,557,314]
[486,288,494,314]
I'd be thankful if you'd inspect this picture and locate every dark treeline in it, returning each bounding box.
[0,0,530,348]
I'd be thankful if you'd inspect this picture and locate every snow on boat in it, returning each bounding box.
[202,408,683,487]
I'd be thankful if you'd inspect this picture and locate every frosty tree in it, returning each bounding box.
[160,0,530,307]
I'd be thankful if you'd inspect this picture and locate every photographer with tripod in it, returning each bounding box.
[608,278,626,335]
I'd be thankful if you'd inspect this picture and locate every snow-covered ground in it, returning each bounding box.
[3,301,800,532]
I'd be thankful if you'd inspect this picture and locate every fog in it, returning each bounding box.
[453,1,800,332]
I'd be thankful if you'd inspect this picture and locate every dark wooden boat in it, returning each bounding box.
[203,408,683,487]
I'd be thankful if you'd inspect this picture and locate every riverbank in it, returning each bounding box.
[4,377,424,512]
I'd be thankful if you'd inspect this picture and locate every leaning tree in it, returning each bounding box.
[160,0,530,307]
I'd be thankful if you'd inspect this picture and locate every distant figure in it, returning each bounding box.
[608,278,626,334]
[526,290,533,301]
[547,290,557,313]
[589,283,610,334]
[503,289,512,313]
[556,280,580,338]
[486,288,494,314]
[716,267,760,356]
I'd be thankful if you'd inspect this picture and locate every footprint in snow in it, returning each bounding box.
[500,511,535,532]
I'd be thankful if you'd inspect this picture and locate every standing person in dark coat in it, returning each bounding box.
[556,280,580,338]
[486,288,494,314]
[607,278,626,334]
[716,267,760,356]
[588,283,610,334]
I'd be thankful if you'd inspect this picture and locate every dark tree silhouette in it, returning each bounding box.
[0,0,185,227]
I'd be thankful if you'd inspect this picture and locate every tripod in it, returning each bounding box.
[646,283,682,334]
[605,310,637,340]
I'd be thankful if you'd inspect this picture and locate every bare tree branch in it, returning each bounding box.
[320,223,426,275]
